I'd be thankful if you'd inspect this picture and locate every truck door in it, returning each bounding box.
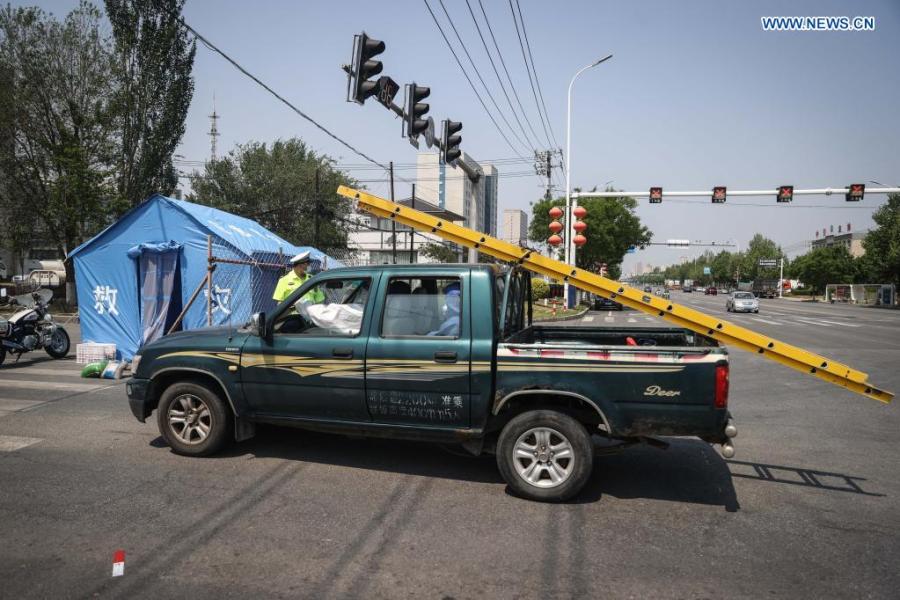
[240,272,376,421]
[364,271,472,427]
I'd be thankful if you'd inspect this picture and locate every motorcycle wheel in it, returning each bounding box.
[45,327,70,359]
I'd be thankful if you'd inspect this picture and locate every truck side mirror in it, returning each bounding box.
[251,312,267,338]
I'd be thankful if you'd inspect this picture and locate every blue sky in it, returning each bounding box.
[25,0,900,270]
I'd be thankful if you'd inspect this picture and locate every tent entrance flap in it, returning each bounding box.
[128,242,183,346]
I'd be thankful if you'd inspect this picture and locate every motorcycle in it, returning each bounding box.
[0,288,71,366]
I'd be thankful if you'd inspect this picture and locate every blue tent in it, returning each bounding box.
[68,194,343,360]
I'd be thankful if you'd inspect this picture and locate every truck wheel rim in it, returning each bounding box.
[512,427,575,489]
[167,394,212,445]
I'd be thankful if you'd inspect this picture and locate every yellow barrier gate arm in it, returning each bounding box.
[338,186,893,404]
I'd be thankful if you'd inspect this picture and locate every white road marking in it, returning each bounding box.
[582,316,595,322]
[812,319,861,328]
[607,311,613,317]
[0,435,42,452]
[0,379,118,392]
[627,318,637,323]
[644,317,655,322]
[604,316,614,322]
[751,317,783,325]
[0,398,47,412]
[794,317,832,327]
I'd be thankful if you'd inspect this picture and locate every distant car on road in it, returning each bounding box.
[705,287,718,296]
[593,295,623,311]
[682,286,693,293]
[726,291,759,313]
[643,285,653,293]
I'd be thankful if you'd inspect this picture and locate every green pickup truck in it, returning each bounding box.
[127,265,735,502]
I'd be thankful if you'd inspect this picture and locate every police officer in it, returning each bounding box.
[273,251,324,304]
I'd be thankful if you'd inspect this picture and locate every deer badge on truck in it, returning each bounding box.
[644,385,681,397]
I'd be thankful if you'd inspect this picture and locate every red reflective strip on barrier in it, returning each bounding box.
[588,351,610,360]
[541,349,565,358]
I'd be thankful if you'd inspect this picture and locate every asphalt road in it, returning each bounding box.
[1,299,898,599]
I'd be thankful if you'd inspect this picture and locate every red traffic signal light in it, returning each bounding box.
[712,186,727,204]
[846,183,865,202]
[649,187,662,203]
[777,185,793,203]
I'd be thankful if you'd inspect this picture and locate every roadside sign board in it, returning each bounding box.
[703,267,711,275]
[758,259,777,267]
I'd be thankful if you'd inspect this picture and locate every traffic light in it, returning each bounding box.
[346,33,385,104]
[441,120,463,164]
[404,83,432,148]
[712,186,727,204]
[846,183,865,202]
[777,185,793,203]
[649,187,662,204]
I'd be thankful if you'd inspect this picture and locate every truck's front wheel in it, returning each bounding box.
[157,381,232,456]
[497,410,593,502]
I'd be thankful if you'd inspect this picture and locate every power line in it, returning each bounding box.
[171,13,390,172]
[463,0,539,151]
[507,0,554,149]
[437,0,535,155]
[476,0,545,155]
[422,0,527,159]
[513,0,561,149]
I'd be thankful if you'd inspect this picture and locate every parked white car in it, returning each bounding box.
[726,291,759,313]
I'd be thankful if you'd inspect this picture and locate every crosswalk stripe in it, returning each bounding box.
[812,319,861,328]
[794,317,832,327]
[582,316,595,322]
[751,317,783,325]
[627,318,637,323]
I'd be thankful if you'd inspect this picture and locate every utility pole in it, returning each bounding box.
[390,161,397,264]
[534,150,559,200]
[779,256,784,299]
[409,183,416,264]
[313,167,321,248]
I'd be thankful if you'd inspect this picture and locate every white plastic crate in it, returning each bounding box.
[76,343,116,364]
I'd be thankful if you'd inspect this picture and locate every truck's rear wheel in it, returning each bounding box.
[496,410,593,502]
[157,381,232,456]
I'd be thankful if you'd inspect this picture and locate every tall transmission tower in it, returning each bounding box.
[208,93,220,162]
[534,149,562,200]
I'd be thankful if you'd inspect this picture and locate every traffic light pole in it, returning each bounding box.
[573,187,900,199]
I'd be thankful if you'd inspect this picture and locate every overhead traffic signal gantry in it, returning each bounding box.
[711,186,727,204]
[346,33,386,105]
[403,83,433,149]
[846,183,865,202]
[441,120,463,164]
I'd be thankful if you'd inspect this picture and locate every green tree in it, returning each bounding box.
[860,193,900,286]
[744,234,783,281]
[105,0,195,206]
[420,242,460,263]
[529,194,651,277]
[188,139,355,251]
[792,245,857,295]
[0,3,121,300]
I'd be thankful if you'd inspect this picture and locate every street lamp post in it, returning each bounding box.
[565,54,612,308]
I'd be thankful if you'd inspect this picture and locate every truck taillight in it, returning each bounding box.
[715,364,729,408]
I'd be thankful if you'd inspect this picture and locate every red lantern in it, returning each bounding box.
[548,206,563,219]
[548,234,563,246]
[573,220,587,233]
[573,234,587,246]
[573,206,587,219]
[549,220,563,233]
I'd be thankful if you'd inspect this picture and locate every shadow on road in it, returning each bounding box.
[726,459,883,497]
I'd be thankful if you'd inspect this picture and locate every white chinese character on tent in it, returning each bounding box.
[93,285,119,316]
[204,285,232,315]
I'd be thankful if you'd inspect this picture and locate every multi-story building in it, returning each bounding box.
[811,225,867,258]
[344,195,465,265]
[502,209,528,246]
